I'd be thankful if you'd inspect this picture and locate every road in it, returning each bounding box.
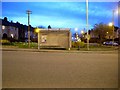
[2,51,118,88]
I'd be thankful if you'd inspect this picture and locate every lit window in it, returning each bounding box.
[72,37,74,40]
[11,34,14,38]
[2,26,5,29]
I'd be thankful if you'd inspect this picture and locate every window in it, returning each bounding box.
[11,34,14,38]
[2,26,5,29]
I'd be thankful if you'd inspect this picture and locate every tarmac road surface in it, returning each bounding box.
[2,51,118,88]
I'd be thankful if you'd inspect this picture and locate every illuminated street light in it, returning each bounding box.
[35,27,41,50]
[81,30,85,39]
[81,30,84,34]
[108,22,113,27]
[116,10,118,14]
[75,28,78,32]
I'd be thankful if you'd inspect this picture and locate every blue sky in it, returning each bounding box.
[2,2,118,33]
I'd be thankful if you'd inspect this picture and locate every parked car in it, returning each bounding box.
[103,41,118,46]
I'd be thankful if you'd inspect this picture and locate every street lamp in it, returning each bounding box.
[35,28,41,50]
[81,30,84,34]
[86,0,89,50]
[75,28,78,32]
[108,10,115,46]
[74,28,78,41]
[106,32,109,40]
[108,22,113,27]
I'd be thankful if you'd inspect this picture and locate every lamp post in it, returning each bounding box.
[112,10,115,45]
[86,0,89,50]
[35,28,40,50]
[108,10,115,46]
[75,28,78,32]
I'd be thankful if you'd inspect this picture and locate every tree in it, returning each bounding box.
[93,23,113,45]
[48,25,51,29]
[2,33,8,39]
[4,17,8,21]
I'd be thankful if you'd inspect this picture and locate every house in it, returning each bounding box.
[0,17,35,42]
[0,17,19,40]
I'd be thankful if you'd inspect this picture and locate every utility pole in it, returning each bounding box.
[26,10,32,48]
[112,10,115,46]
[86,0,89,50]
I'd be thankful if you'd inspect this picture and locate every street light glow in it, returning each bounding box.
[116,10,118,14]
[108,22,113,26]
[75,28,78,32]
[81,30,84,34]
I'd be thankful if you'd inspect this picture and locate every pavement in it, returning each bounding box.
[0,47,118,54]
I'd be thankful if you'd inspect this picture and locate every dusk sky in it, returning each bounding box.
[1,2,119,33]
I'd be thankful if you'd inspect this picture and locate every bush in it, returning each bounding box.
[1,39,10,43]
[79,41,85,48]
[72,41,85,48]
[1,39,15,45]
